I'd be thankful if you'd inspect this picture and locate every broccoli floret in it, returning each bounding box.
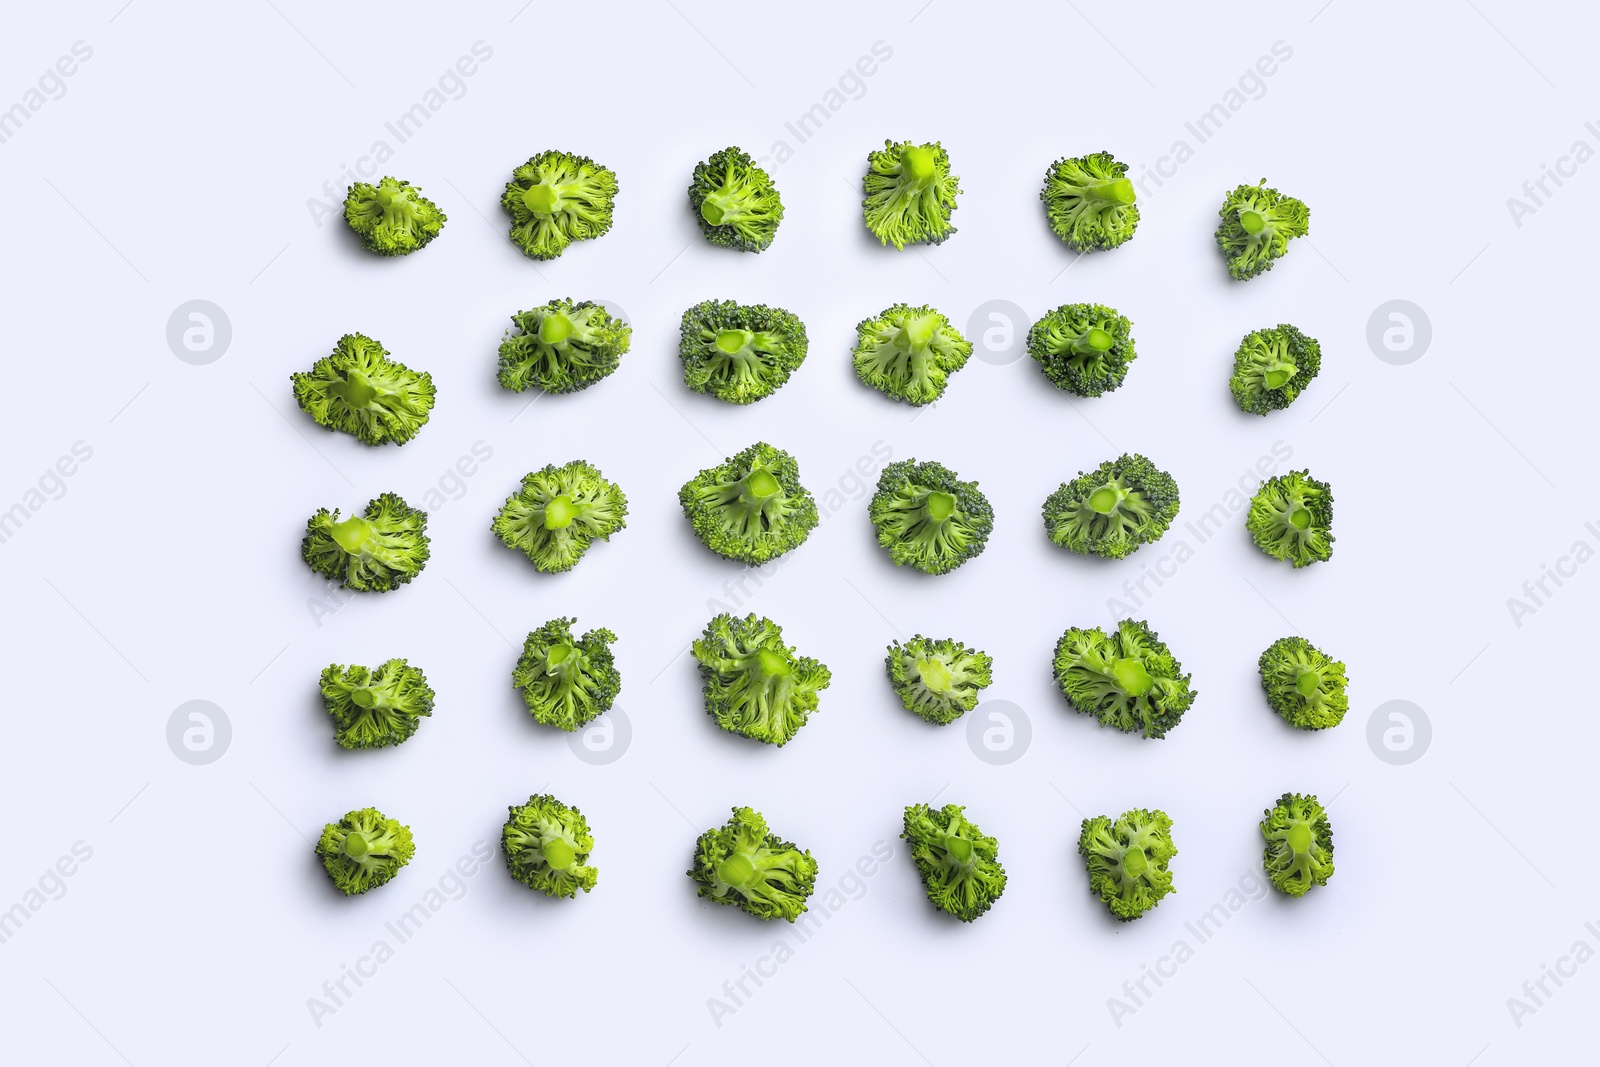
[1216,179,1309,281]
[316,807,415,895]
[512,618,620,732]
[319,659,434,749]
[302,493,429,593]
[492,460,627,573]
[869,459,993,575]
[679,442,818,564]
[688,146,783,252]
[290,333,435,447]
[343,177,446,256]
[501,150,617,260]
[852,303,974,406]
[1027,303,1137,398]
[1260,792,1335,897]
[502,794,598,899]
[1247,470,1334,568]
[901,803,1007,921]
[862,140,961,249]
[688,806,818,922]
[680,300,808,404]
[1043,453,1180,560]
[885,636,993,725]
[1230,324,1322,415]
[1040,152,1139,253]
[497,298,631,394]
[693,612,831,746]
[1078,808,1177,921]
[1052,619,1196,739]
[1259,637,1348,730]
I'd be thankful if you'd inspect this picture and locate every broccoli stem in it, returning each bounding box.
[916,657,954,693]
[539,312,576,345]
[522,182,560,216]
[1285,822,1312,854]
[327,370,379,408]
[717,853,756,887]
[1121,846,1148,877]
[1110,658,1154,696]
[901,145,937,183]
[541,837,576,870]
[350,687,377,709]
[943,835,974,866]
[1085,177,1136,205]
[1071,327,1115,356]
[1239,209,1267,235]
[546,643,576,669]
[329,516,375,555]
[1262,361,1296,389]
[343,831,371,860]
[1087,485,1123,515]
[899,313,940,353]
[544,494,577,530]
[1288,507,1312,531]
[925,491,957,522]
[743,468,781,502]
[756,648,792,679]
[715,329,754,354]
[1294,670,1321,698]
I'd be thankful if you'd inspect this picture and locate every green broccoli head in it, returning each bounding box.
[679,442,819,564]
[885,636,993,725]
[1079,808,1177,921]
[688,146,784,252]
[1052,618,1196,739]
[502,794,598,899]
[497,298,631,394]
[862,139,961,249]
[1027,303,1137,397]
[319,659,434,749]
[1230,324,1322,415]
[317,807,415,895]
[1040,152,1139,253]
[501,150,617,260]
[1260,792,1334,897]
[492,460,628,573]
[1247,470,1334,567]
[852,303,974,406]
[869,459,994,575]
[343,177,446,256]
[680,300,808,404]
[302,492,430,593]
[512,617,620,731]
[1216,179,1309,281]
[1043,453,1180,560]
[693,612,831,746]
[688,806,818,922]
[901,803,1007,922]
[291,333,435,446]
[1259,637,1348,730]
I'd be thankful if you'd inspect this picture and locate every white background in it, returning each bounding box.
[1,1,1595,1063]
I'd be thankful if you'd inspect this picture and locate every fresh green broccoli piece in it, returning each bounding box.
[1028,303,1137,398]
[501,150,617,260]
[316,807,415,895]
[885,636,993,725]
[862,139,960,249]
[497,298,631,394]
[679,442,818,564]
[693,612,831,746]
[688,146,783,252]
[343,177,446,256]
[1043,453,1180,560]
[319,659,434,749]
[302,493,429,593]
[1040,152,1139,253]
[1230,324,1322,415]
[1052,619,1196,739]
[1247,470,1334,567]
[492,460,627,573]
[688,806,818,922]
[290,332,435,446]
[1078,808,1177,921]
[1216,179,1309,281]
[1260,792,1335,897]
[502,794,598,899]
[512,617,620,731]
[852,303,974,406]
[679,300,808,404]
[901,803,1007,921]
[869,459,993,575]
[1259,637,1348,730]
